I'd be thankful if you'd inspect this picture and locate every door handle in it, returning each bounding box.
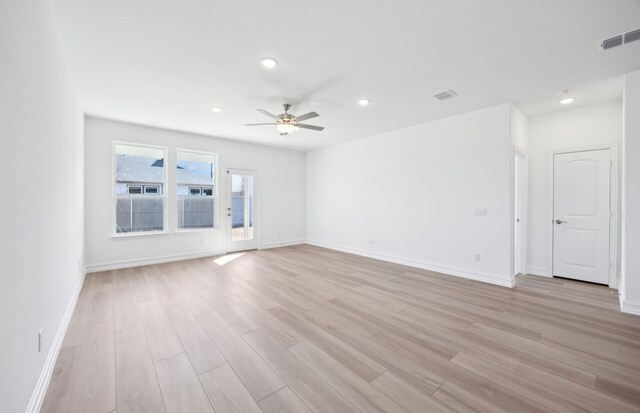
[555,219,567,224]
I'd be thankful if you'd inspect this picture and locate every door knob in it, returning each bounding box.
[555,219,567,224]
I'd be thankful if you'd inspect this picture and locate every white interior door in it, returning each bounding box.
[226,169,258,252]
[553,149,610,284]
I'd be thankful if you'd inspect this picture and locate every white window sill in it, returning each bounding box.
[111,230,170,238]
[175,227,221,233]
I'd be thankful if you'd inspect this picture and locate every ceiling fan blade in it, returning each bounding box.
[245,123,276,126]
[296,124,325,131]
[256,109,280,120]
[293,112,319,122]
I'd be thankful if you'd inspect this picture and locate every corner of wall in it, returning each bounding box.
[620,69,640,313]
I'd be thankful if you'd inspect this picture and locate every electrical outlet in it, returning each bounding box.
[474,253,481,262]
[38,328,43,352]
[368,238,376,245]
[199,238,203,245]
[278,231,282,238]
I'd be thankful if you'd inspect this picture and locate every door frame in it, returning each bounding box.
[513,147,528,277]
[224,168,261,253]
[546,143,618,287]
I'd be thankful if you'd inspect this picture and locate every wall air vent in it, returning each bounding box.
[624,28,640,44]
[433,89,457,101]
[599,27,640,51]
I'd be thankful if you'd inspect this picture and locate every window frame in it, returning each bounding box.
[175,148,219,232]
[112,141,169,237]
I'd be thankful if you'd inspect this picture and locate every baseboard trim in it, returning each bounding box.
[26,269,86,413]
[525,266,550,277]
[86,242,307,272]
[306,240,514,288]
[259,240,306,250]
[621,299,640,316]
[86,251,221,273]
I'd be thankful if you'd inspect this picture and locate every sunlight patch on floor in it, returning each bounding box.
[214,252,245,266]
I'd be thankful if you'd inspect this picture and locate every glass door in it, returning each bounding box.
[226,169,258,252]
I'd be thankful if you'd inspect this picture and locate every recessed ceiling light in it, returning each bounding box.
[259,57,278,69]
[558,97,575,105]
[358,98,370,106]
[210,107,223,113]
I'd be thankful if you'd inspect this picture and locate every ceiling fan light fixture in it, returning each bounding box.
[210,106,223,113]
[358,98,370,106]
[259,57,278,69]
[247,103,323,134]
[556,90,574,105]
[276,123,297,135]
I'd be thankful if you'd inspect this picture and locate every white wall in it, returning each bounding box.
[307,104,514,286]
[526,100,623,279]
[84,117,306,270]
[622,70,640,315]
[0,1,85,411]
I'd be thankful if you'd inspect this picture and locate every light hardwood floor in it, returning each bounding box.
[41,245,640,413]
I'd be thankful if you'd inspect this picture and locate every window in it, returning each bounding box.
[114,143,167,234]
[144,185,160,195]
[186,186,213,196]
[177,150,216,229]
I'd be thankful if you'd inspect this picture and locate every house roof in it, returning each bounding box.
[116,155,212,186]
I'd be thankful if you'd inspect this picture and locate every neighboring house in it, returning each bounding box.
[115,155,214,196]
[114,154,251,232]
[115,155,215,232]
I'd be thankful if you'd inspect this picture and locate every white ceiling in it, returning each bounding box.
[51,0,640,151]
[516,75,624,117]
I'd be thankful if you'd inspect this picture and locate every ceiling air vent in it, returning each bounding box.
[624,28,640,44]
[599,27,640,51]
[601,35,623,50]
[433,89,457,101]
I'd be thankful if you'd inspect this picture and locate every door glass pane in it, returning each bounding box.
[231,174,254,241]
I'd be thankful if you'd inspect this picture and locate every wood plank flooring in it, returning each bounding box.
[41,245,640,413]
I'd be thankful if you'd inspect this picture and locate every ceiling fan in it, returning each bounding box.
[245,103,325,135]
